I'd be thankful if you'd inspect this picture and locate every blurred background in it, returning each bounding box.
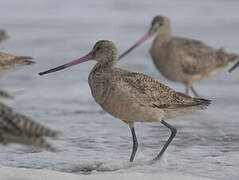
[0,0,238,179]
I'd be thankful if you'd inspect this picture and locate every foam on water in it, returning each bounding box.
[0,165,216,180]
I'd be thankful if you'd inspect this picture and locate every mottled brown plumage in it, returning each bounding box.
[0,52,35,99]
[0,52,34,71]
[0,102,60,150]
[39,40,211,162]
[119,15,239,96]
[89,66,210,122]
[0,29,9,45]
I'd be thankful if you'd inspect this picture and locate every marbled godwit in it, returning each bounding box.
[229,61,239,72]
[0,29,9,45]
[39,40,211,162]
[119,15,239,97]
[0,52,35,98]
[0,102,60,150]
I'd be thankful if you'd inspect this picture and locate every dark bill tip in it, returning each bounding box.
[119,44,138,60]
[38,65,66,76]
[38,54,92,76]
[229,61,239,73]
[26,60,35,65]
[118,32,153,61]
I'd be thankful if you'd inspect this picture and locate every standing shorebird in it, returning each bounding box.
[0,102,60,150]
[39,40,210,162]
[119,15,239,97]
[0,29,9,45]
[0,52,35,98]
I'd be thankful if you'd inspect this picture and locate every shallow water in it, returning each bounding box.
[0,0,239,179]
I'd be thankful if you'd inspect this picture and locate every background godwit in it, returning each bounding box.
[0,102,60,150]
[0,52,35,98]
[119,15,239,97]
[0,29,9,45]
[39,40,210,162]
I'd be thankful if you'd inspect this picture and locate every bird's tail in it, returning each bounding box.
[153,92,211,110]
[1,133,57,151]
[190,97,211,109]
[174,92,211,109]
[158,93,211,119]
[12,114,61,138]
[26,136,57,151]
[2,116,61,151]
[15,56,35,66]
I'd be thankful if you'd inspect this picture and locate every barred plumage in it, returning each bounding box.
[0,102,60,150]
[0,52,35,70]
[0,52,35,99]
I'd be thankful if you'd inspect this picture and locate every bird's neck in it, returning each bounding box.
[91,60,116,75]
[155,25,172,46]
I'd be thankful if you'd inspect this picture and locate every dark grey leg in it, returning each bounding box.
[130,127,138,162]
[154,120,177,161]
[190,85,199,97]
[185,87,189,95]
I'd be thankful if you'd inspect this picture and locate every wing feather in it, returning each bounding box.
[170,37,238,75]
[112,69,210,108]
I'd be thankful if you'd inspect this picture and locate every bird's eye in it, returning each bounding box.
[96,46,101,51]
[159,22,163,26]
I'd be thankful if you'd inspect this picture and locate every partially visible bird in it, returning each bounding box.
[0,29,9,45]
[0,102,60,150]
[119,15,239,97]
[0,52,35,99]
[38,40,211,162]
